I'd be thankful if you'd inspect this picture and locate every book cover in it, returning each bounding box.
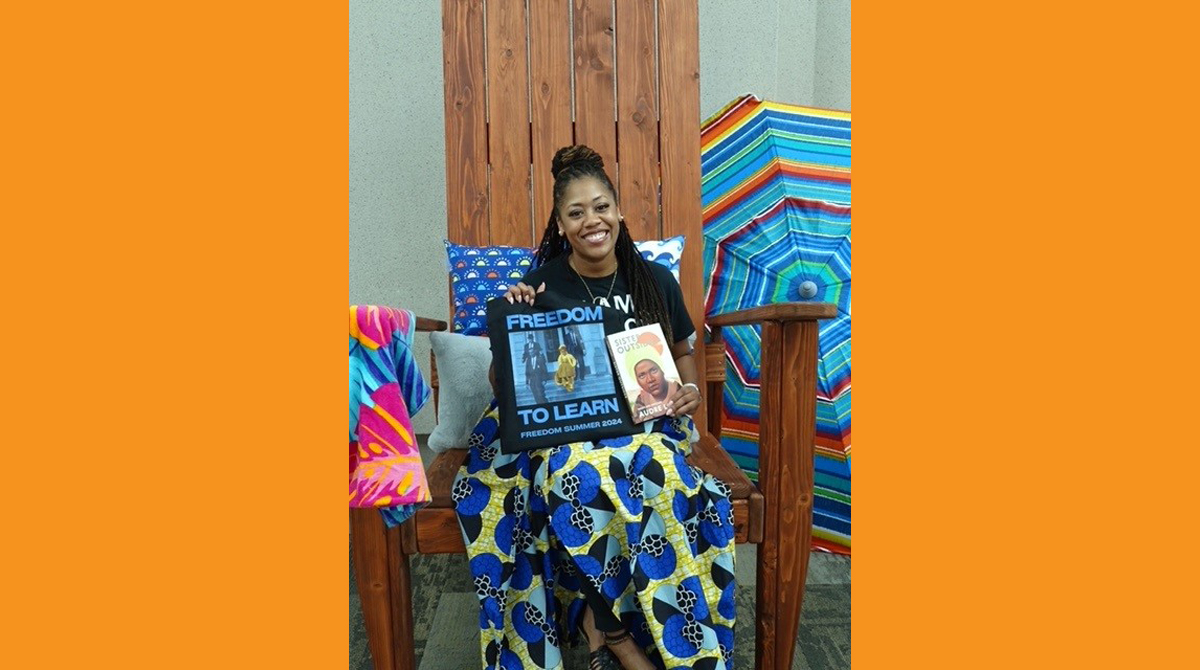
[486,292,638,453]
[605,323,683,423]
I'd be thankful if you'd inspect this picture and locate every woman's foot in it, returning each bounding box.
[582,607,621,670]
[604,630,656,670]
[582,604,655,670]
[587,647,621,670]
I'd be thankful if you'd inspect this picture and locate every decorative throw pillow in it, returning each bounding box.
[444,236,684,336]
[427,331,495,453]
[445,241,535,336]
[634,235,685,282]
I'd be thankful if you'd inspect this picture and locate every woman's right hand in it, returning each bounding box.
[504,281,546,305]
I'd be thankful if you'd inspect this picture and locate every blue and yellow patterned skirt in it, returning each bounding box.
[453,403,737,670]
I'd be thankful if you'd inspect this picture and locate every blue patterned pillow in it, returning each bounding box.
[445,241,535,335]
[445,236,685,335]
[634,235,684,282]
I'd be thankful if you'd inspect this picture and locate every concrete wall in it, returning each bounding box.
[813,0,852,111]
[349,0,850,432]
[350,2,447,432]
[698,0,850,117]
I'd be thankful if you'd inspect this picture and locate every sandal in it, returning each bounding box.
[588,646,621,670]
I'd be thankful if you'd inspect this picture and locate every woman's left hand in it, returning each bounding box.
[666,383,702,417]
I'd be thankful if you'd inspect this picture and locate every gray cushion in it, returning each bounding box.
[427,331,494,453]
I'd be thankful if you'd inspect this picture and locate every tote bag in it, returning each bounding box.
[486,292,637,453]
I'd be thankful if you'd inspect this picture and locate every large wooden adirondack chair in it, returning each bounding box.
[350,2,835,668]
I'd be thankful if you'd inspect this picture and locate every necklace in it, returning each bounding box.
[570,258,618,303]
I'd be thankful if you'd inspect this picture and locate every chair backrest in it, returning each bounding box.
[441,0,712,431]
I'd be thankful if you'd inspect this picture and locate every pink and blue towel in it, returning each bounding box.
[349,306,433,526]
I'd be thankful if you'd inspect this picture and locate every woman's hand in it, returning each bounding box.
[504,281,546,305]
[667,382,702,417]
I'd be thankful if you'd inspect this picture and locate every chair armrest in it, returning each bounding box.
[706,302,837,327]
[415,317,449,332]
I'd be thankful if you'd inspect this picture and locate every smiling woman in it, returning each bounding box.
[556,177,620,271]
[451,145,737,670]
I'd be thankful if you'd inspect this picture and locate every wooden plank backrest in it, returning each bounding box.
[573,0,617,182]
[529,0,573,233]
[486,0,533,245]
[441,0,488,244]
[441,0,709,432]
[656,1,705,430]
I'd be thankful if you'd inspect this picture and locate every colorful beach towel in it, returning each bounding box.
[349,305,433,525]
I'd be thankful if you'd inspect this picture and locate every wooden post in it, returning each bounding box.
[351,508,398,670]
[754,318,818,669]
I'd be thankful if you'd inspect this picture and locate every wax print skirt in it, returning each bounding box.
[452,402,737,670]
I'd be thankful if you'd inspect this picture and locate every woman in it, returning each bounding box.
[453,146,736,670]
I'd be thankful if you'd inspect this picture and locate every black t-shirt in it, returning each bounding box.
[521,254,696,344]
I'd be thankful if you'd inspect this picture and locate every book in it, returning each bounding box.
[605,323,683,423]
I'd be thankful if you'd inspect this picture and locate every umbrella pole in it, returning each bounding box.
[755,318,818,670]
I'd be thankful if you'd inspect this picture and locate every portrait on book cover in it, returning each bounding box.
[623,354,682,419]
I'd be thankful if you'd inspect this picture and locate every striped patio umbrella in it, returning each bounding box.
[700,95,851,553]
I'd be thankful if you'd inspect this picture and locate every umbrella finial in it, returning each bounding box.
[799,280,818,299]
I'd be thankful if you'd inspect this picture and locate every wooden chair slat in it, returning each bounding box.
[614,0,660,241]
[655,0,706,432]
[528,0,574,239]
[485,0,533,246]
[572,0,618,173]
[441,0,489,246]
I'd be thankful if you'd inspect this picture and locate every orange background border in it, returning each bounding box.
[857,3,1198,669]
[6,1,1199,668]
[4,2,345,668]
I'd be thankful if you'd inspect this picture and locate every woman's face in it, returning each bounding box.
[635,360,667,399]
[556,176,621,267]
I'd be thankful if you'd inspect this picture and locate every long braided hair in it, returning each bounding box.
[533,145,674,343]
